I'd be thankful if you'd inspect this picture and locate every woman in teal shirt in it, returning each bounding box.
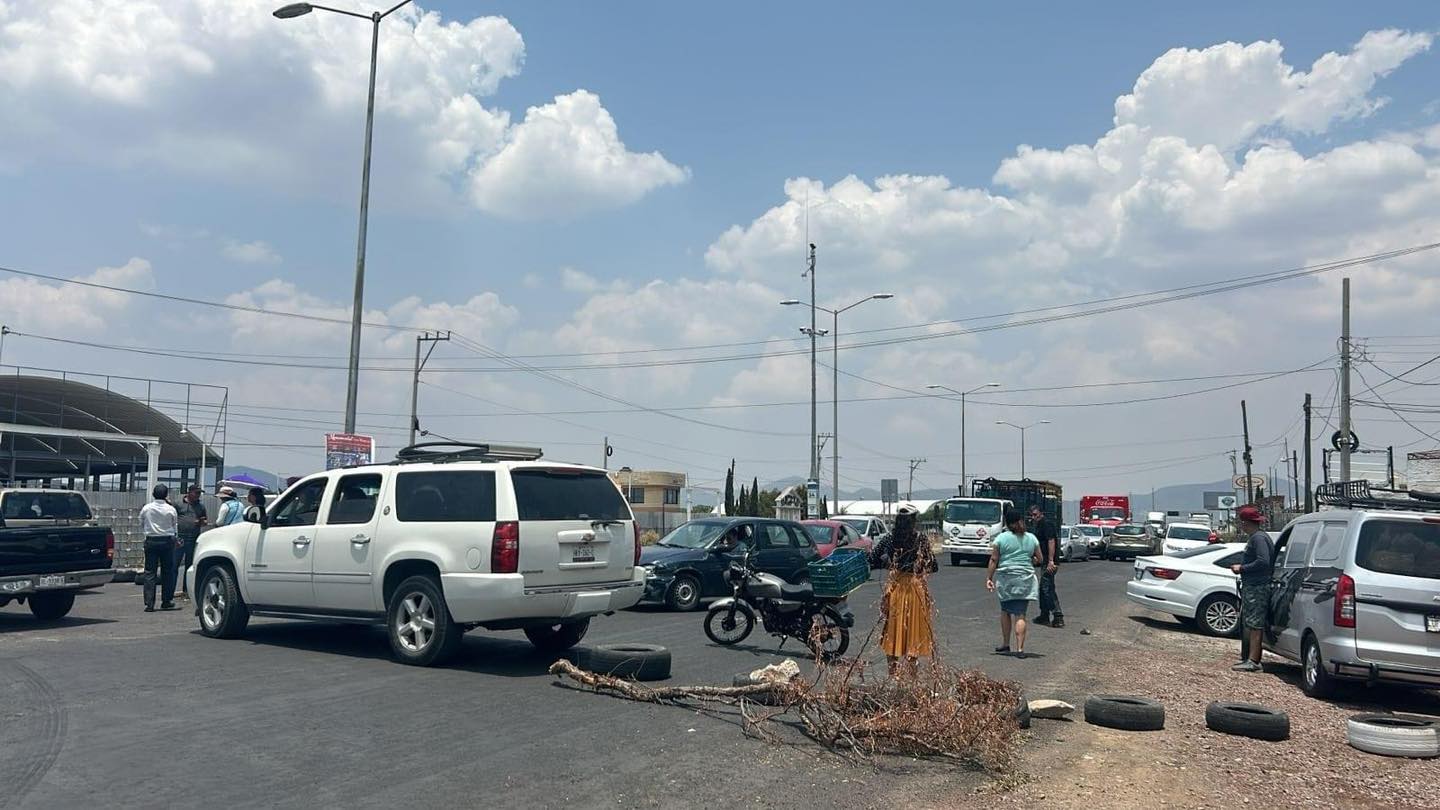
[985,510,1042,658]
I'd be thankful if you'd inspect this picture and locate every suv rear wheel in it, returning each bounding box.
[1302,634,1338,699]
[524,619,590,653]
[387,575,463,667]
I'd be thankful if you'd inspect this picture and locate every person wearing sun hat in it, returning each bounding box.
[1229,504,1274,672]
[214,486,244,527]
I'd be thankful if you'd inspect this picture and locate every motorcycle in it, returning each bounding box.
[702,550,854,658]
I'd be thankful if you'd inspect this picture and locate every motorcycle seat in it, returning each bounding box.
[779,581,814,601]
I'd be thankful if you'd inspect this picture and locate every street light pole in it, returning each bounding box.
[274,0,414,433]
[927,382,1000,494]
[996,420,1051,479]
[807,244,818,484]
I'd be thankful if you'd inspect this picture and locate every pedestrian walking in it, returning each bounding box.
[1230,504,1274,672]
[244,487,267,523]
[874,504,938,677]
[174,484,207,600]
[1030,505,1064,628]
[214,486,243,526]
[986,509,1042,658]
[139,484,180,613]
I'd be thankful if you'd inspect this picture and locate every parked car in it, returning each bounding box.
[1076,524,1106,553]
[1059,525,1090,562]
[1161,522,1219,555]
[801,519,875,563]
[1125,543,1246,637]
[1,489,114,620]
[834,515,889,547]
[1104,524,1157,560]
[638,516,819,611]
[187,442,646,666]
[1264,489,1440,698]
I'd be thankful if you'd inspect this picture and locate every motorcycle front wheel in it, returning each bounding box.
[810,607,850,660]
[704,603,755,646]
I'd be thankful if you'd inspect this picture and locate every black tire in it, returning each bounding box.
[1084,695,1165,731]
[523,619,590,653]
[704,603,756,646]
[666,574,703,612]
[1196,594,1242,638]
[197,565,249,639]
[1301,634,1339,699]
[949,553,962,567]
[812,607,850,659]
[28,591,75,620]
[1205,701,1290,741]
[1016,694,1031,730]
[1346,714,1440,758]
[386,575,464,667]
[578,643,671,681]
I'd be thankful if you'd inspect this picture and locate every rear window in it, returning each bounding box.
[1,492,91,520]
[512,469,628,521]
[1113,526,1145,536]
[803,525,832,544]
[1167,526,1211,541]
[1355,520,1440,580]
[395,471,496,522]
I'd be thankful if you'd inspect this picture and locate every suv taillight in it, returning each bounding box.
[633,521,642,566]
[1335,573,1356,628]
[105,530,115,561]
[492,521,519,574]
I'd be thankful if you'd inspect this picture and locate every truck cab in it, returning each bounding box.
[940,497,1011,566]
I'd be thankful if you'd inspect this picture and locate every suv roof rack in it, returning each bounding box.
[394,442,544,464]
[1314,480,1440,513]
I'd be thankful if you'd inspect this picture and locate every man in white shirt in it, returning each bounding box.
[139,484,180,612]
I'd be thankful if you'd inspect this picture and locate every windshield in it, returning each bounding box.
[803,524,834,544]
[1356,520,1440,579]
[1167,526,1212,541]
[1113,526,1145,537]
[945,500,1002,524]
[657,521,729,549]
[1087,507,1126,520]
[1078,526,1103,537]
[836,517,868,532]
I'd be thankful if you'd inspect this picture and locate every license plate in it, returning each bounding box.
[38,575,68,588]
[1427,615,1440,633]
[572,544,596,563]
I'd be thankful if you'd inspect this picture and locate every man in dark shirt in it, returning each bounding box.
[1030,505,1064,628]
[1229,505,1273,672]
[174,484,208,600]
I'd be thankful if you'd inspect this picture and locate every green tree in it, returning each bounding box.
[737,484,749,517]
[724,461,735,516]
[750,477,760,516]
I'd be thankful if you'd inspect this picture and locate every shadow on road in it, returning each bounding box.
[1126,613,1208,636]
[237,622,577,677]
[0,612,117,633]
[1262,660,1440,717]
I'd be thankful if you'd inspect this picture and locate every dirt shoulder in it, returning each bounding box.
[932,606,1440,809]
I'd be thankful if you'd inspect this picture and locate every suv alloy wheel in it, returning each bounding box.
[387,575,463,667]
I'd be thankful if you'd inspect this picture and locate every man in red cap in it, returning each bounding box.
[1229,505,1274,672]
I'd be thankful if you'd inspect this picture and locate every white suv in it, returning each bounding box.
[186,443,644,666]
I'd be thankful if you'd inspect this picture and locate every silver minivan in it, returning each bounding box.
[1265,483,1440,698]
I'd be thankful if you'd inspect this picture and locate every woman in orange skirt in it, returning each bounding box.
[876,505,937,676]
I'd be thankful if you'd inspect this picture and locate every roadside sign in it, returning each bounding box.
[880,478,899,504]
[1202,490,1231,509]
[805,479,820,519]
[1216,495,1238,510]
[1331,429,1360,452]
[1232,474,1265,490]
[325,433,374,470]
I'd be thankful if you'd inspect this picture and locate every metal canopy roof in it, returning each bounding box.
[0,374,221,480]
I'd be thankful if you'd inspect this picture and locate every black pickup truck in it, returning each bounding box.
[0,489,114,620]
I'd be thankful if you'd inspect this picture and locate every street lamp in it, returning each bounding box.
[995,420,1051,479]
[273,0,414,433]
[926,382,1000,494]
[786,293,894,515]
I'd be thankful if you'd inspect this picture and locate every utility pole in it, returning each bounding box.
[806,244,818,486]
[1283,438,1290,507]
[907,458,926,500]
[408,330,450,446]
[603,437,613,470]
[1340,277,1352,481]
[1241,400,1254,504]
[1303,393,1313,512]
[1292,451,1300,507]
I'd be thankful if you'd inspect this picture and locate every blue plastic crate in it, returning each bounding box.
[807,547,869,597]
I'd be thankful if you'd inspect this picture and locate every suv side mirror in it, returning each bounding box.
[245,508,269,529]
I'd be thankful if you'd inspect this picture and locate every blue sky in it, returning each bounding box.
[3,2,1440,499]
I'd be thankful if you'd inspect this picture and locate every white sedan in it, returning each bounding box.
[1159,522,1218,555]
[1125,543,1246,638]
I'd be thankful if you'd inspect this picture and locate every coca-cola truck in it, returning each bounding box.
[1079,495,1130,529]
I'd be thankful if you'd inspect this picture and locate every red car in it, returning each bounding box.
[801,519,875,564]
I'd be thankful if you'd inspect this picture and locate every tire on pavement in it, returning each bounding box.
[386,574,464,667]
[27,591,75,620]
[523,618,590,654]
[1346,714,1440,759]
[579,643,672,681]
[1205,701,1290,741]
[197,564,250,639]
[1083,695,1165,731]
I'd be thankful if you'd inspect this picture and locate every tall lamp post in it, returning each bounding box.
[926,382,1000,495]
[274,0,414,433]
[995,420,1051,479]
[783,292,894,515]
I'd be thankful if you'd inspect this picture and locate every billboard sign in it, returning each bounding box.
[1202,490,1233,509]
[325,433,375,470]
[805,478,820,519]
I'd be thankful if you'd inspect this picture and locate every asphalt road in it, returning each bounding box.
[1,559,1136,810]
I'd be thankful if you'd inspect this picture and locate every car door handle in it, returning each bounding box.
[292,536,311,547]
[350,534,371,545]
